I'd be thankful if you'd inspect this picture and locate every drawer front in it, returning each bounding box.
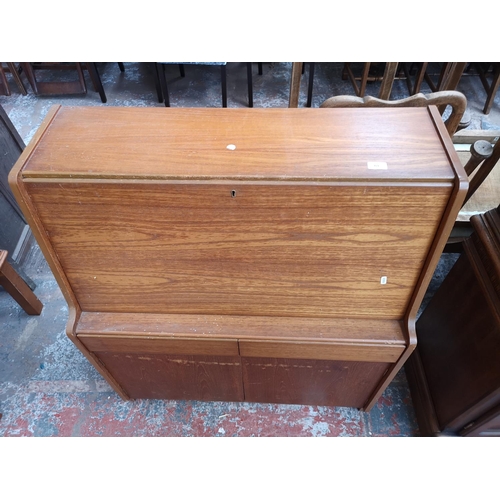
[239,340,404,363]
[242,357,390,408]
[79,335,239,357]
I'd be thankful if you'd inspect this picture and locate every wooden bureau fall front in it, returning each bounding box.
[9,105,467,410]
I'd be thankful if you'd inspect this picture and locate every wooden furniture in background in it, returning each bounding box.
[0,63,27,96]
[155,63,228,107]
[9,105,466,408]
[454,131,500,227]
[470,62,500,114]
[0,104,34,265]
[406,206,500,436]
[20,63,125,103]
[21,63,87,96]
[0,250,42,315]
[292,62,400,108]
[289,62,303,107]
[342,63,399,100]
[154,63,261,108]
[320,90,467,136]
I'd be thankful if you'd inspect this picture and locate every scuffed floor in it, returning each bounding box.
[1,62,498,437]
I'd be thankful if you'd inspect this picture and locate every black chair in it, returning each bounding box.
[154,62,262,107]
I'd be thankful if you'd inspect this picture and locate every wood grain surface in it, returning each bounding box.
[96,352,244,401]
[21,106,456,182]
[242,357,390,407]
[10,105,467,407]
[76,313,405,363]
[26,180,451,318]
[76,311,405,343]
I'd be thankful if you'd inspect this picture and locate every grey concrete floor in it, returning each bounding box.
[0,62,499,437]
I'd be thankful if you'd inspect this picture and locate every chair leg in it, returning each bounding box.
[358,62,371,97]
[344,62,371,97]
[378,62,398,100]
[85,63,107,103]
[0,251,43,315]
[221,65,227,107]
[179,64,185,77]
[289,63,303,108]
[412,62,428,94]
[247,63,253,108]
[20,63,38,94]
[306,62,315,107]
[0,65,10,96]
[157,64,170,107]
[483,64,500,115]
[153,63,163,103]
[118,62,125,72]
[258,63,263,75]
[6,63,27,95]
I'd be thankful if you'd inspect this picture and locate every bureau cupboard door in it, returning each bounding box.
[241,357,391,408]
[79,335,244,402]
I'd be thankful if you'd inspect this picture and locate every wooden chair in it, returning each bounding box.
[468,63,500,114]
[320,90,500,248]
[0,63,27,96]
[0,250,42,315]
[320,91,466,136]
[21,63,125,103]
[303,63,399,108]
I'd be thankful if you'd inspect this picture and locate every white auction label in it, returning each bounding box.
[367,162,388,170]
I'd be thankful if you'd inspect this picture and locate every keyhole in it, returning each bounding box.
[231,190,236,198]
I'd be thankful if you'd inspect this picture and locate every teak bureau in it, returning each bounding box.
[9,105,467,410]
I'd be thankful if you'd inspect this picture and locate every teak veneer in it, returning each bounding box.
[9,105,467,410]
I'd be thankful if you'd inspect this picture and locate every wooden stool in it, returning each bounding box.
[0,250,42,315]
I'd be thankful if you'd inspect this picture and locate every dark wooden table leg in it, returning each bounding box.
[221,65,227,107]
[247,63,253,108]
[153,63,163,103]
[0,250,42,315]
[306,62,315,107]
[85,63,107,103]
[157,64,170,107]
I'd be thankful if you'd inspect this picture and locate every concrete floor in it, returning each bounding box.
[1,62,499,437]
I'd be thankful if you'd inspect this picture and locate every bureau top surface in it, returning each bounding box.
[19,105,457,182]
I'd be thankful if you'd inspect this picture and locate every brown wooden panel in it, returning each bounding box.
[239,340,404,363]
[27,181,451,318]
[77,312,405,344]
[22,107,456,182]
[242,357,390,408]
[96,352,244,402]
[80,335,238,356]
[417,253,500,429]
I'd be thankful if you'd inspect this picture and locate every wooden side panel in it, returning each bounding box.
[95,352,244,402]
[26,181,451,318]
[417,253,500,429]
[242,357,390,408]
